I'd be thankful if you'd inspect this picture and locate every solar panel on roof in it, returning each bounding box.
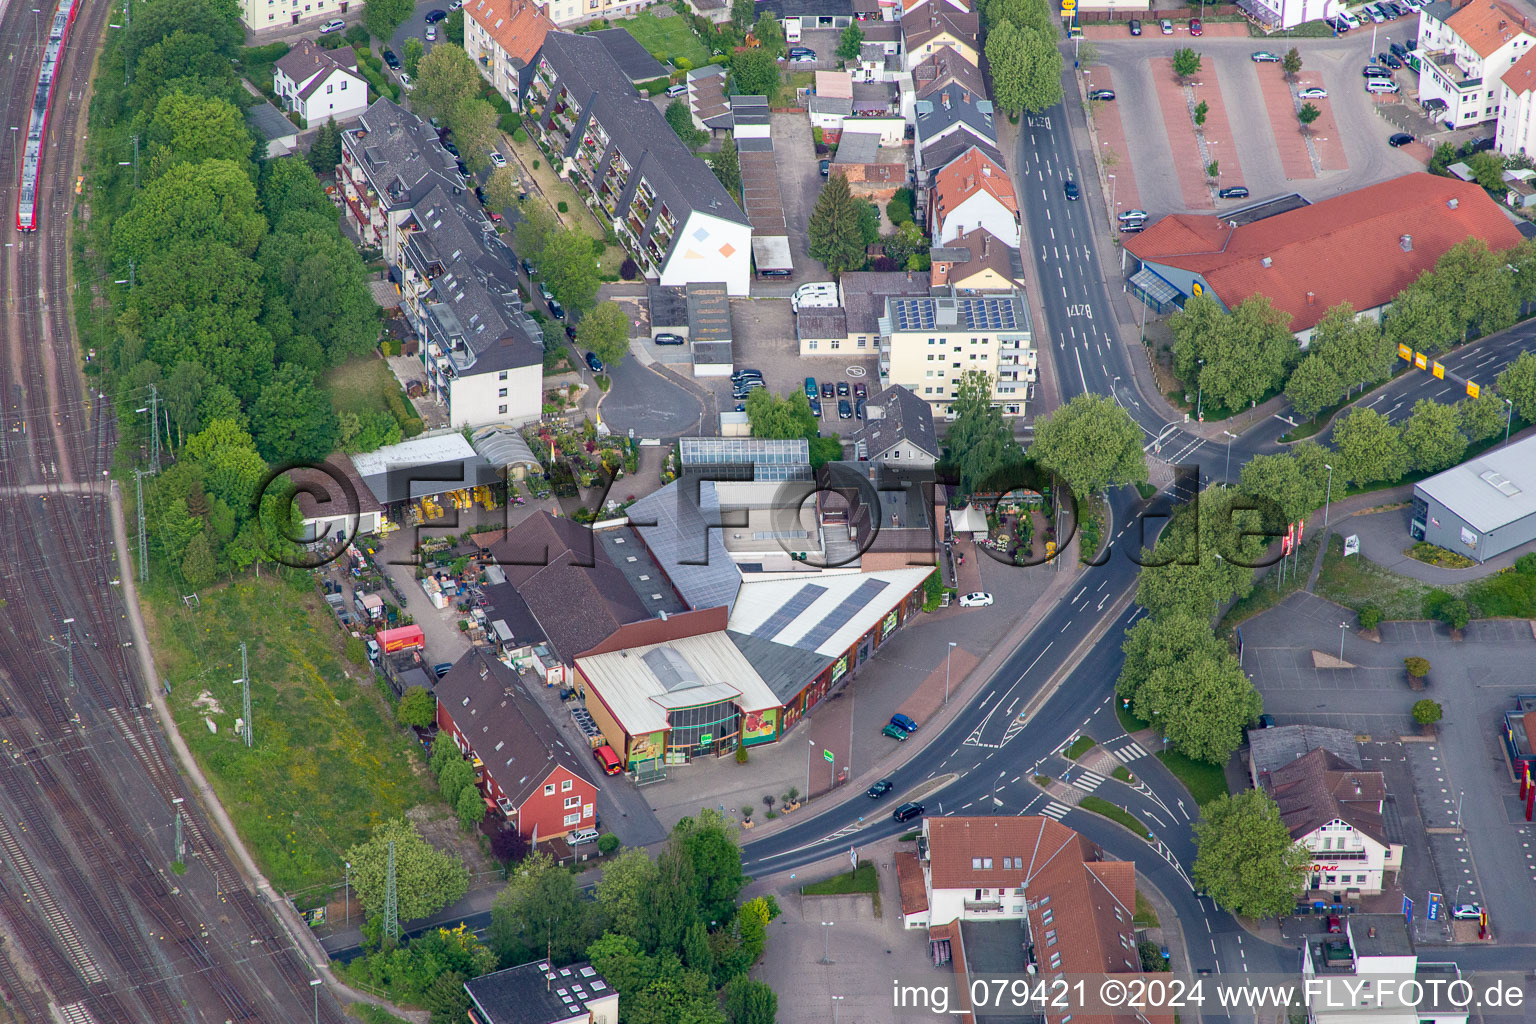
[750,583,829,639]
[797,578,891,651]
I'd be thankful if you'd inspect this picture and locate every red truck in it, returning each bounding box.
[376,624,425,654]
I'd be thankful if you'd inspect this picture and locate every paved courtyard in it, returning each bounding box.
[1241,591,1536,945]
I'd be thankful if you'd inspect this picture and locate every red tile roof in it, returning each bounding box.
[1124,173,1524,334]
[931,226,1019,288]
[1445,0,1533,58]
[923,816,1094,891]
[1504,45,1536,92]
[467,0,555,66]
[933,148,1017,230]
[895,851,928,917]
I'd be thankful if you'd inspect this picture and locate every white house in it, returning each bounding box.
[1301,915,1469,1024]
[1232,0,1325,31]
[930,148,1018,247]
[1259,748,1403,895]
[1417,0,1536,130]
[273,40,368,126]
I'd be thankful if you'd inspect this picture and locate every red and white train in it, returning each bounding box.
[16,0,81,232]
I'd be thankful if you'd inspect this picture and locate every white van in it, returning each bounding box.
[791,281,838,312]
[1365,78,1400,93]
[785,15,802,42]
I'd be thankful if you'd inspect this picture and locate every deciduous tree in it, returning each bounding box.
[1383,273,1459,355]
[1457,390,1508,442]
[722,976,778,1024]
[364,0,414,40]
[413,43,482,123]
[1283,353,1343,420]
[1172,47,1202,79]
[180,533,219,587]
[396,686,436,728]
[985,20,1030,116]
[490,851,594,965]
[944,371,1022,495]
[113,159,267,268]
[578,300,632,368]
[1401,398,1467,473]
[1019,25,1063,113]
[1028,393,1147,499]
[1297,102,1320,131]
[711,135,742,201]
[484,165,520,213]
[182,418,268,517]
[1192,791,1308,919]
[1332,407,1408,486]
[594,847,658,940]
[730,47,779,97]
[403,36,425,75]
[515,200,558,263]
[1282,47,1302,78]
[836,22,865,61]
[1497,348,1536,423]
[752,13,784,56]
[146,91,253,177]
[541,229,600,315]
[1311,302,1394,395]
[345,817,469,923]
[249,363,340,464]
[666,98,708,150]
[1236,444,1328,525]
[455,785,486,829]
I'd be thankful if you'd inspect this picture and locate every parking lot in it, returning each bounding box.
[1084,32,1430,217]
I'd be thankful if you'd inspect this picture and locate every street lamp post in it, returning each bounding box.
[944,641,957,704]
[1323,464,1334,528]
[344,861,351,928]
[1196,359,1205,421]
[1107,173,1117,218]
[832,995,845,1024]
[820,921,835,964]
[310,978,322,1024]
[1223,430,1237,480]
[1504,398,1514,448]
[1339,621,1347,661]
[807,738,815,799]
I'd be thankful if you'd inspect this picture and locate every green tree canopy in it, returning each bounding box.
[397,686,437,728]
[249,363,339,464]
[261,157,335,227]
[1135,485,1269,620]
[1236,443,1329,524]
[345,817,470,923]
[945,371,1022,495]
[578,300,632,368]
[1282,47,1302,76]
[1310,302,1394,396]
[730,48,779,97]
[412,43,483,124]
[455,785,486,828]
[594,847,659,941]
[984,20,1030,116]
[807,173,868,275]
[1497,349,1536,423]
[182,417,268,517]
[1172,47,1202,78]
[403,36,425,75]
[1401,398,1468,474]
[484,165,521,213]
[145,91,253,178]
[1283,353,1343,421]
[364,0,415,40]
[515,200,558,264]
[490,851,595,965]
[1192,791,1309,919]
[113,159,268,269]
[666,99,708,150]
[752,13,784,56]
[542,229,600,315]
[711,135,742,202]
[450,98,501,172]
[722,976,778,1024]
[836,22,865,61]
[1383,273,1460,355]
[1458,391,1509,443]
[1028,393,1147,500]
[1331,407,1408,487]
[1018,25,1063,113]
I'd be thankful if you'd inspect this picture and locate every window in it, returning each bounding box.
[830,340,840,349]
[544,784,555,795]
[564,812,580,826]
[1041,909,1053,925]
[498,404,508,414]
[564,795,581,808]
[562,779,573,792]
[982,857,992,869]
[808,340,818,350]
[972,857,982,870]
[340,80,347,90]
[499,370,508,380]
[498,388,508,398]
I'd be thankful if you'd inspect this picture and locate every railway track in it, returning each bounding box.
[0,0,351,1019]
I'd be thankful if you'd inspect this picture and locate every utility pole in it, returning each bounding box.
[172,797,185,865]
[63,619,75,689]
[236,642,252,748]
[383,839,401,945]
[148,383,160,472]
[134,469,149,582]
[131,134,140,191]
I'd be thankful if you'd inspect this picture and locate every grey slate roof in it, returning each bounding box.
[1247,724,1361,785]
[852,385,939,461]
[838,270,932,335]
[756,0,854,17]
[797,308,847,340]
[834,131,880,164]
[589,27,668,82]
[404,182,544,376]
[465,960,615,1024]
[246,102,297,142]
[344,98,463,209]
[275,39,358,95]
[1414,432,1536,532]
[810,94,854,117]
[914,82,997,151]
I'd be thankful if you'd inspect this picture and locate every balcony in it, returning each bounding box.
[1308,849,1370,862]
[1425,50,1482,90]
[963,901,1004,914]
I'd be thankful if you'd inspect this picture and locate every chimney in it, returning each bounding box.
[1368,926,1377,938]
[982,233,990,256]
[1307,291,1316,305]
[1400,233,1413,252]
[1261,256,1272,268]
[1448,197,1459,209]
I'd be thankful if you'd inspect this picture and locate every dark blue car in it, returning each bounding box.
[890,713,917,734]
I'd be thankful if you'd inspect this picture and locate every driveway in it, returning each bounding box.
[771,111,827,285]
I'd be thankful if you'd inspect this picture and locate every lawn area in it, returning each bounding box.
[144,573,437,895]
[1115,700,1149,734]
[1218,534,1321,638]
[1079,796,1149,837]
[1112,765,1132,783]
[1155,750,1229,807]
[614,8,710,67]
[326,356,412,419]
[1313,532,1450,621]
[801,860,879,895]
[1064,735,1097,760]
[1133,891,1159,927]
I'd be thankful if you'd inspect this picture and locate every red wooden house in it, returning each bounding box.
[435,650,598,841]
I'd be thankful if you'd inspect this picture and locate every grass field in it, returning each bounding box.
[801,860,879,895]
[616,9,710,67]
[1112,765,1132,783]
[1064,735,1097,760]
[1079,796,1149,837]
[1313,532,1447,621]
[1133,891,1159,927]
[145,573,436,894]
[1115,700,1149,734]
[1155,750,1229,807]
[326,357,411,419]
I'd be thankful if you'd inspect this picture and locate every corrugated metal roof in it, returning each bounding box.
[726,567,931,656]
[1415,433,1536,532]
[578,631,780,734]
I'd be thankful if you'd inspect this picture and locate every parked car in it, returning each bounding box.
[819,159,830,177]
[1064,180,1080,200]
[521,257,536,277]
[836,381,850,396]
[382,49,401,69]
[1251,50,1281,62]
[809,398,822,417]
[1390,41,1409,59]
[1217,186,1250,199]
[892,801,924,823]
[568,828,600,845]
[563,324,577,340]
[489,150,507,168]
[1451,903,1482,920]
[1324,16,1351,31]
[805,376,818,398]
[1364,4,1384,21]
[1257,713,1277,728]
[733,368,763,381]
[537,281,554,301]
[1362,64,1393,78]
[398,71,412,89]
[654,332,685,344]
[867,778,894,799]
[1128,18,1141,34]
[425,25,437,40]
[594,745,622,775]
[1119,208,1149,221]
[788,46,814,57]
[838,398,853,419]
[547,298,565,319]
[585,351,605,373]
[821,382,835,399]
[1388,132,1414,146]
[1160,18,1173,33]
[425,7,448,21]
[666,83,688,98]
[1089,89,1115,100]
[1379,52,1402,68]
[1339,11,1361,26]
[1298,86,1328,98]
[890,713,917,733]
[854,397,865,419]
[1189,17,1202,34]
[442,139,460,157]
[959,592,994,607]
[319,17,345,32]
[791,52,817,63]
[1327,914,1344,933]
[1365,78,1400,93]
[881,723,908,741]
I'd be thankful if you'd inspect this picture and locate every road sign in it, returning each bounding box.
[824,748,834,763]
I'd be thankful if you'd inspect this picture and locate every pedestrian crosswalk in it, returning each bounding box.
[1069,769,1106,793]
[1040,801,1070,820]
[1107,741,1149,763]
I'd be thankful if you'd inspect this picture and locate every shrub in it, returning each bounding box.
[1412,699,1443,725]
[736,743,748,763]
[557,200,568,213]
[1516,553,1536,575]
[639,76,672,96]
[620,257,639,280]
[317,32,346,49]
[513,127,529,143]
[1423,589,1470,630]
[498,111,522,134]
[533,159,540,169]
[345,23,370,46]
[1357,604,1382,630]
[1404,656,1430,679]
[345,635,367,665]
[597,833,620,855]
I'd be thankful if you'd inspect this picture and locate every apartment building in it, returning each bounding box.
[930,148,1019,247]
[337,99,464,262]
[397,183,544,429]
[526,34,753,294]
[879,288,1034,417]
[930,227,1021,292]
[1301,916,1468,1024]
[913,83,997,171]
[241,0,350,31]
[900,5,980,70]
[463,0,556,108]
[1417,0,1536,129]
